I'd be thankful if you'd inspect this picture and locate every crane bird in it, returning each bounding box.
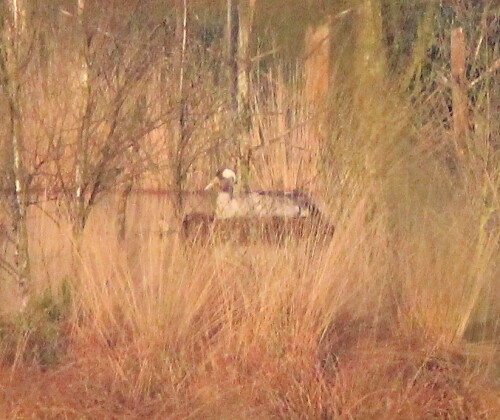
[181,168,334,244]
[204,168,321,219]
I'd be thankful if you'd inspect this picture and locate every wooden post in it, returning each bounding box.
[304,20,330,166]
[450,27,469,150]
[304,22,330,113]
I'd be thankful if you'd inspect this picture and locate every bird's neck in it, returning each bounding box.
[217,190,232,205]
[215,191,234,218]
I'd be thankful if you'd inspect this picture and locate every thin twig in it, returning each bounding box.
[469,57,500,88]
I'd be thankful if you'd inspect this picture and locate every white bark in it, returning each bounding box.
[236,0,255,188]
[0,0,31,299]
[74,0,89,234]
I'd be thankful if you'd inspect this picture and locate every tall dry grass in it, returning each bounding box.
[1,148,498,418]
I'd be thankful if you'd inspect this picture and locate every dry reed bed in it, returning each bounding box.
[181,212,335,245]
[0,191,498,418]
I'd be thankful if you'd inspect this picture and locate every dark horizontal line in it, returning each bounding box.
[0,188,210,197]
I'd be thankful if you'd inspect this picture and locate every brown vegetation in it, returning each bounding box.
[182,212,334,245]
[0,0,498,418]
[0,187,497,418]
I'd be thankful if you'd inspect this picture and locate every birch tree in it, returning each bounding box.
[236,0,255,187]
[225,0,255,187]
[171,0,189,215]
[68,1,163,234]
[355,0,386,91]
[0,0,31,300]
[73,0,90,235]
[226,0,238,113]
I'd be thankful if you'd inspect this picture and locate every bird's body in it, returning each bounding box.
[214,189,318,219]
[206,169,320,219]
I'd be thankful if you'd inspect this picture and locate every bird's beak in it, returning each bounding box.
[204,177,219,191]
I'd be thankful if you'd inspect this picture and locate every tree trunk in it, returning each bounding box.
[236,0,255,188]
[399,3,437,92]
[116,182,132,241]
[74,0,89,235]
[226,0,238,114]
[355,0,386,89]
[450,27,469,151]
[303,19,330,177]
[0,0,31,301]
[171,0,188,216]
[237,0,254,116]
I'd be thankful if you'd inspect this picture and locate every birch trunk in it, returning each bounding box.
[171,0,188,216]
[0,0,31,299]
[226,0,238,113]
[74,0,89,235]
[355,0,386,89]
[236,0,255,188]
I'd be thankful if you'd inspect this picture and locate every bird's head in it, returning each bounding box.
[205,168,237,192]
